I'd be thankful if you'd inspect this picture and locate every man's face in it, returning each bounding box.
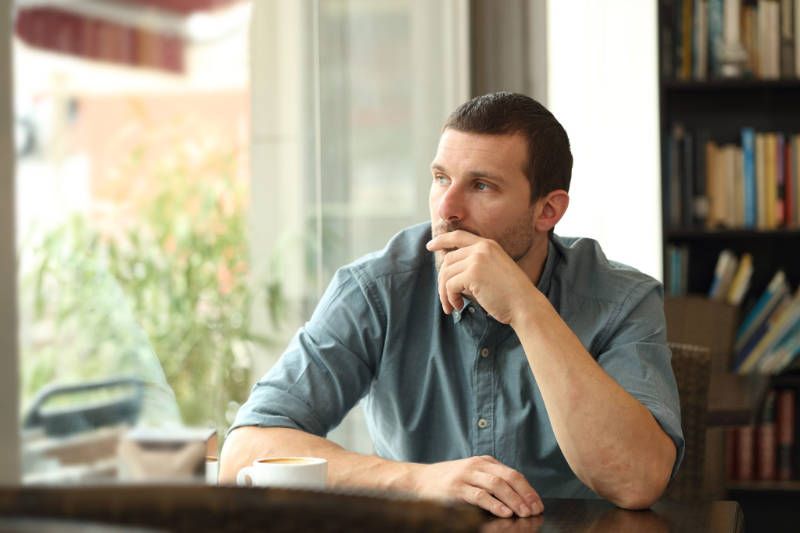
[429,129,538,271]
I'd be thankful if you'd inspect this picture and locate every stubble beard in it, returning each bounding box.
[431,207,537,273]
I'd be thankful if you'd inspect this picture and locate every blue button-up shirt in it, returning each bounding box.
[232,222,684,498]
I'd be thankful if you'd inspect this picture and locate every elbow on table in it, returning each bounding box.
[608,466,672,510]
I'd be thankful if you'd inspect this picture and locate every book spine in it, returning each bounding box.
[777,389,796,480]
[781,0,796,77]
[786,135,795,227]
[694,130,710,226]
[796,0,800,77]
[757,392,777,480]
[742,128,757,227]
[682,0,695,79]
[765,133,777,229]
[695,0,710,78]
[777,133,786,227]
[709,0,725,76]
[757,133,768,228]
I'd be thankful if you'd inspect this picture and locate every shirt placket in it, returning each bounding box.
[472,311,496,457]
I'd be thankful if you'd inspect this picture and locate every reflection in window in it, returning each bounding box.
[14,0,260,483]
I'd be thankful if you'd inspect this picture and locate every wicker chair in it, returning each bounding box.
[663,342,711,502]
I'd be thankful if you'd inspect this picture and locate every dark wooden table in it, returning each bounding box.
[0,485,743,532]
[481,498,743,532]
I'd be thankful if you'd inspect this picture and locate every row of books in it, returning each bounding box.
[665,126,800,230]
[731,267,800,374]
[727,388,796,481]
[661,0,800,81]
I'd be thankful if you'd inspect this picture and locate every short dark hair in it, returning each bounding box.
[443,92,572,201]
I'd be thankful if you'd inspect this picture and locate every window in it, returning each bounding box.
[14,0,255,483]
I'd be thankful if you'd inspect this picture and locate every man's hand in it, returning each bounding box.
[426,230,536,325]
[412,455,544,518]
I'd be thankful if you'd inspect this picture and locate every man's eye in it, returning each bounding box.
[475,182,489,191]
[434,175,449,185]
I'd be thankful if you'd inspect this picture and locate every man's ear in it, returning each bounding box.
[534,190,570,233]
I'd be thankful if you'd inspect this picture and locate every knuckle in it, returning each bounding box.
[471,487,488,503]
[508,471,524,484]
[487,476,504,491]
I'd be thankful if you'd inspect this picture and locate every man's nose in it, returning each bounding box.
[437,183,466,222]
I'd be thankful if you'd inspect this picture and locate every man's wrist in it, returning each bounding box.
[509,285,547,331]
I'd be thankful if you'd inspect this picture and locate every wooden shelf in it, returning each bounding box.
[663,78,800,92]
[666,228,800,240]
[727,481,800,492]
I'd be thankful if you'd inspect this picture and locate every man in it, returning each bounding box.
[220,92,683,518]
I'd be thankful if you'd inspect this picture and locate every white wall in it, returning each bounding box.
[1,1,21,484]
[547,0,662,280]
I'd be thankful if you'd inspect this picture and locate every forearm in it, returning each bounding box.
[512,293,675,508]
[219,426,418,492]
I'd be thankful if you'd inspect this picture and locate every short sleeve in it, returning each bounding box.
[229,265,385,437]
[596,281,685,480]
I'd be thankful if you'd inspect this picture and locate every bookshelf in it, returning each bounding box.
[658,1,800,528]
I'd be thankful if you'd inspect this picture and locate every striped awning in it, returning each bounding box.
[14,0,241,74]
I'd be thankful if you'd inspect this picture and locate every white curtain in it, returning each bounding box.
[248,0,469,453]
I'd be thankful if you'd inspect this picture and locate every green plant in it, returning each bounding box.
[21,125,285,437]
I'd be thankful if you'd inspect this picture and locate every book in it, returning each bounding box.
[765,133,778,229]
[727,253,754,305]
[706,140,722,227]
[756,133,768,229]
[776,133,786,227]
[796,0,800,77]
[743,4,759,76]
[681,0,694,79]
[781,0,796,77]
[694,129,711,226]
[757,391,776,480]
[694,0,709,78]
[757,318,800,373]
[759,0,782,78]
[709,0,725,76]
[666,245,690,296]
[795,136,800,225]
[742,128,757,228]
[785,134,794,227]
[776,388,795,480]
[738,287,800,373]
[734,270,790,352]
[709,249,738,300]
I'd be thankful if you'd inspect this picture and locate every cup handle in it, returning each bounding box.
[236,466,254,486]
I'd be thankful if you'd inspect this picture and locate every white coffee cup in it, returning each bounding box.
[205,456,219,485]
[236,457,327,489]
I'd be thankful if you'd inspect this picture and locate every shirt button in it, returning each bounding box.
[480,347,490,358]
[477,418,489,429]
[468,306,476,314]
[453,310,460,320]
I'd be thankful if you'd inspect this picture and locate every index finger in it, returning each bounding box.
[483,462,544,515]
[426,230,482,252]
